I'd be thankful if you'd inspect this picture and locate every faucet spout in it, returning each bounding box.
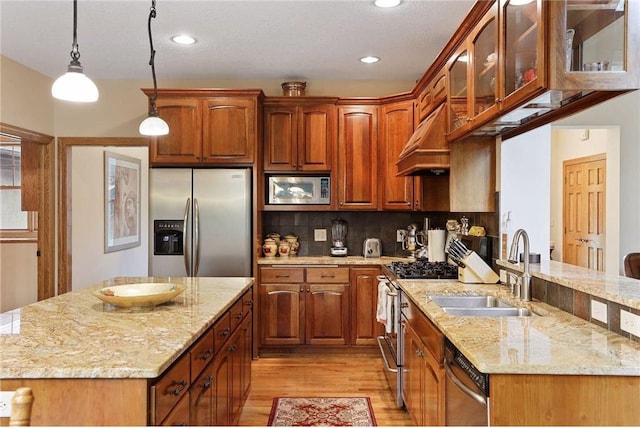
[508,228,532,302]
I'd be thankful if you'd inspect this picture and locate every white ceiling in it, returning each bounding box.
[0,0,474,83]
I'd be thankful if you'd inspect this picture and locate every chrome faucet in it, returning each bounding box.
[508,228,532,302]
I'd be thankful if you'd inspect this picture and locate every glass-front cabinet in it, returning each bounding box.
[448,2,499,139]
[548,0,640,89]
[500,0,546,109]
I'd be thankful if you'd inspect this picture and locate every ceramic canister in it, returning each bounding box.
[263,238,277,257]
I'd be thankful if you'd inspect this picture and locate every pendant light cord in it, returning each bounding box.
[70,0,81,64]
[147,0,159,116]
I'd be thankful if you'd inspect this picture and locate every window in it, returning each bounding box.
[0,133,37,241]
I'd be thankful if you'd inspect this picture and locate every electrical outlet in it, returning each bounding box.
[620,310,640,337]
[396,229,406,242]
[0,391,14,417]
[314,229,327,242]
[591,300,608,324]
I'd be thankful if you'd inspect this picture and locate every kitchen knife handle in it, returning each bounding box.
[183,198,191,276]
[194,198,200,277]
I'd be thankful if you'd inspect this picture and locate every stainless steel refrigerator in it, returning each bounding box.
[149,168,252,277]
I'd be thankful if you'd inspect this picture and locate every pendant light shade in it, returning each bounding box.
[52,0,99,102]
[140,0,169,136]
[139,115,169,136]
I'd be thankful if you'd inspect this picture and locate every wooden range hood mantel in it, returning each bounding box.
[395,103,449,176]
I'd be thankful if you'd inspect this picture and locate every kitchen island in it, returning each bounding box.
[0,276,253,426]
[399,279,640,425]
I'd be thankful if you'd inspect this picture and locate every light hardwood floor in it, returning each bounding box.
[237,352,415,426]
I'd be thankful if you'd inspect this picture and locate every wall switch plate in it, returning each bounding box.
[314,229,327,242]
[0,391,14,417]
[620,310,640,337]
[396,229,406,243]
[591,300,608,324]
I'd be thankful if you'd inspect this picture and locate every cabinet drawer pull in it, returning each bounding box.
[244,300,253,308]
[276,274,290,278]
[167,379,187,396]
[320,274,336,278]
[200,349,213,361]
[222,327,231,337]
[235,313,243,319]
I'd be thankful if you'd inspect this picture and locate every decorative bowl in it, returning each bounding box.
[93,283,186,308]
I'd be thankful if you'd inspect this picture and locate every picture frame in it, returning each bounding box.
[104,151,141,253]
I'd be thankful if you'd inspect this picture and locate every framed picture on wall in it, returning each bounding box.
[104,151,141,253]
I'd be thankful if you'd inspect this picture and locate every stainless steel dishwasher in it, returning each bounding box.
[444,339,490,426]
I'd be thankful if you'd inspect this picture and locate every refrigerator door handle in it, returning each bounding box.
[183,197,191,276]
[193,198,200,277]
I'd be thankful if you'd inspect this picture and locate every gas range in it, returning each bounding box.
[386,259,458,280]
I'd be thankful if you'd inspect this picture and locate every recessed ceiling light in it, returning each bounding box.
[374,0,401,8]
[360,56,380,64]
[171,35,196,45]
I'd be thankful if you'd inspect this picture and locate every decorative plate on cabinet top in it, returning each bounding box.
[93,283,186,308]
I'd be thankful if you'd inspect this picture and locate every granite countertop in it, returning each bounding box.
[0,276,253,379]
[497,259,640,310]
[399,279,640,376]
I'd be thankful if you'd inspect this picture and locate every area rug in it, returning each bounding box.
[267,397,377,426]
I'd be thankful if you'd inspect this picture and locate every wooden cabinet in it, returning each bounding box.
[264,101,337,172]
[148,287,252,426]
[450,136,496,212]
[144,89,261,166]
[259,266,350,347]
[416,68,447,123]
[337,104,379,210]
[547,0,640,90]
[350,266,383,346]
[401,296,445,426]
[379,100,423,211]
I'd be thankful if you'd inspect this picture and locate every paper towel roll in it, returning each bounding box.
[428,230,446,262]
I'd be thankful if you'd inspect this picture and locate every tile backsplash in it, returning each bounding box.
[262,210,499,258]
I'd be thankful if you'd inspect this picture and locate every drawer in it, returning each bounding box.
[260,267,304,283]
[160,392,190,426]
[213,311,231,355]
[190,329,214,380]
[306,267,349,283]
[230,298,245,331]
[151,354,190,425]
[242,288,254,314]
[405,299,444,364]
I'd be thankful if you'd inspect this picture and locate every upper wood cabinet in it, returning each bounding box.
[263,101,337,172]
[445,0,639,141]
[143,89,262,166]
[416,68,447,123]
[450,136,496,213]
[379,100,420,211]
[337,104,379,210]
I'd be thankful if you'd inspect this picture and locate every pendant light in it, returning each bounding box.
[51,0,99,102]
[139,0,169,136]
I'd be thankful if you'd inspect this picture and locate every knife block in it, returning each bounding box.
[458,251,500,283]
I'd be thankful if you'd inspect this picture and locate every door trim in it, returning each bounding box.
[0,123,55,301]
[57,137,149,294]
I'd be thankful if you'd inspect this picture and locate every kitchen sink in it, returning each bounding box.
[428,294,538,317]
[428,295,514,309]
[442,307,534,317]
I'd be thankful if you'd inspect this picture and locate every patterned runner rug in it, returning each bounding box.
[267,397,377,426]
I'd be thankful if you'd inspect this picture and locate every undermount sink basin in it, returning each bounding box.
[428,294,538,317]
[428,294,514,309]
[442,307,534,317]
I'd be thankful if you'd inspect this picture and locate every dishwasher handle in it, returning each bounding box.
[444,356,487,406]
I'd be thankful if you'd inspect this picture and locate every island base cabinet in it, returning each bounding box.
[490,374,640,426]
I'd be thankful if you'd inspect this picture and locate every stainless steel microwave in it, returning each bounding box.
[267,176,331,205]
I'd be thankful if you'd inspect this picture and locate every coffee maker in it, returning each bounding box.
[330,218,348,257]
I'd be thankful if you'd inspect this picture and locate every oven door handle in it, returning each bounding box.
[444,356,487,406]
[376,336,398,373]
